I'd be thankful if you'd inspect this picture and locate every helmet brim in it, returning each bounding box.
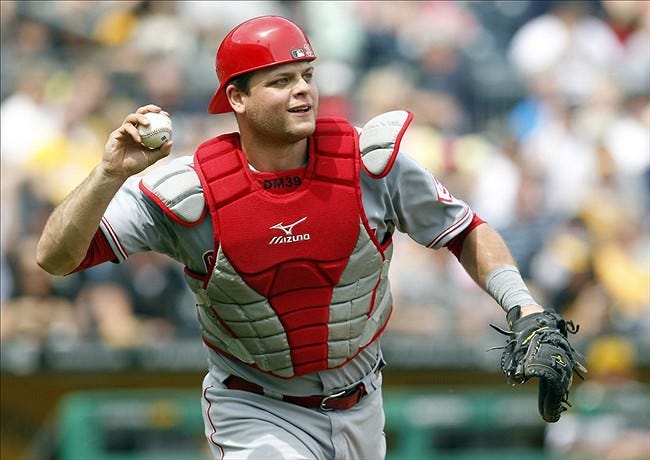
[207,81,232,114]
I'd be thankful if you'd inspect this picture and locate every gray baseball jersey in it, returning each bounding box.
[99,146,473,459]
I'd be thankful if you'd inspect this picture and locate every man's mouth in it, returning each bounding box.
[288,106,310,113]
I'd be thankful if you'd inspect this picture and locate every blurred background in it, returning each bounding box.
[1,1,648,459]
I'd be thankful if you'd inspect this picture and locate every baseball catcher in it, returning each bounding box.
[37,14,593,459]
[490,305,588,422]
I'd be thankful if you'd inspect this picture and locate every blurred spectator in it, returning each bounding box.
[508,0,624,106]
[506,72,564,145]
[70,254,187,348]
[354,64,418,124]
[466,134,522,230]
[74,281,141,349]
[354,2,417,72]
[602,92,650,215]
[1,59,62,172]
[518,99,600,219]
[1,236,80,348]
[530,181,650,342]
[586,195,650,337]
[24,62,113,204]
[492,168,557,279]
[0,244,13,306]
[529,216,594,315]
[406,1,480,134]
[124,1,200,113]
[100,252,198,339]
[601,0,650,95]
[64,252,197,346]
[300,2,364,65]
[385,231,452,338]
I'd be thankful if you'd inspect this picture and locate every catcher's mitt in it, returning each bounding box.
[490,306,587,423]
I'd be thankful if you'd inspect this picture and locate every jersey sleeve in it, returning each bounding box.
[361,152,473,249]
[99,175,180,263]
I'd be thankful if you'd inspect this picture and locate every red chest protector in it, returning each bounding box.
[193,118,363,375]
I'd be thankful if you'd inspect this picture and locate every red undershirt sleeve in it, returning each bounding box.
[445,213,485,261]
[69,230,117,274]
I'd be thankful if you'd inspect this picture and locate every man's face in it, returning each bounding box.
[237,61,319,143]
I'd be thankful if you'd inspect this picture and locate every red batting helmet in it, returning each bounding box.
[207,16,316,114]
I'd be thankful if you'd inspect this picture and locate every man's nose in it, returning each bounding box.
[293,77,311,94]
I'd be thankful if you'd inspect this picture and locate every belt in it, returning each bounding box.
[224,375,367,411]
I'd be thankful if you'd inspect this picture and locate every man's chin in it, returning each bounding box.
[290,122,316,140]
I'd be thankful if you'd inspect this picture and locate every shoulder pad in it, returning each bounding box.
[359,110,413,178]
[139,157,206,226]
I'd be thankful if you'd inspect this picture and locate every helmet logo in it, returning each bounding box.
[290,44,314,59]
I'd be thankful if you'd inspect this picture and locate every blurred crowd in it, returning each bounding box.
[1,0,649,377]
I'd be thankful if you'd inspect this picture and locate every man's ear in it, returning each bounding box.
[226,84,245,114]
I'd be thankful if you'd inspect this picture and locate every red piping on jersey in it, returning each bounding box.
[202,385,225,460]
[101,216,128,260]
[184,266,205,281]
[361,111,414,179]
[428,207,472,248]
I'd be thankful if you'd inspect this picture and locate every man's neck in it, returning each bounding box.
[241,136,309,172]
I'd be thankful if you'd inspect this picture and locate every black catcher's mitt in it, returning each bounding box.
[490,306,587,423]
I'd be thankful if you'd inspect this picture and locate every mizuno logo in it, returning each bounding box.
[270,217,307,236]
[269,217,310,245]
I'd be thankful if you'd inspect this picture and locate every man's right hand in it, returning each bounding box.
[101,104,173,180]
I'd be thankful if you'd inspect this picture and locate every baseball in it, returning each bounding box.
[138,112,173,149]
